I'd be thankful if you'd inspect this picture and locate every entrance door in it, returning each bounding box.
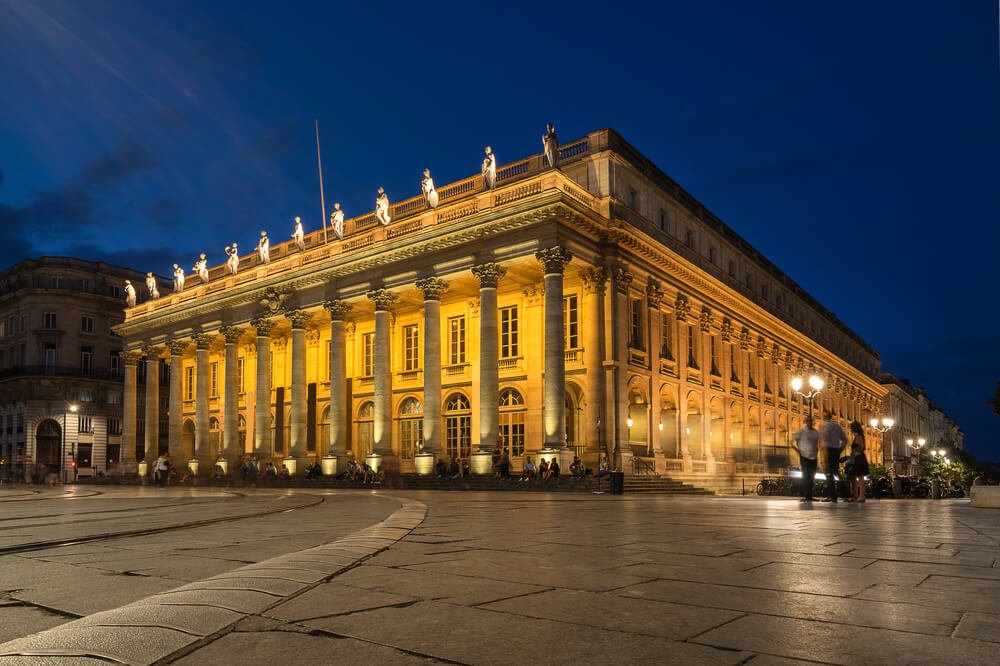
[35,419,61,476]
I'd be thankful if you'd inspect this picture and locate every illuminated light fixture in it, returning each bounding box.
[626,417,634,428]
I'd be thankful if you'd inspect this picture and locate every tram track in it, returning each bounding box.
[0,491,327,557]
[0,491,246,525]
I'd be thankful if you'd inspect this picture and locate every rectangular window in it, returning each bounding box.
[399,418,423,459]
[210,361,219,397]
[43,312,57,329]
[629,297,644,350]
[685,229,695,248]
[710,336,721,376]
[80,346,93,375]
[709,246,717,264]
[107,391,121,404]
[362,333,375,376]
[660,313,673,360]
[185,366,194,400]
[0,320,5,337]
[109,353,120,378]
[108,285,122,298]
[81,316,94,333]
[78,415,93,434]
[403,324,419,371]
[658,209,667,231]
[730,347,740,383]
[77,443,92,468]
[747,352,757,389]
[51,275,63,289]
[500,306,519,358]
[108,418,121,436]
[728,261,736,278]
[448,316,466,365]
[17,412,24,433]
[686,326,699,369]
[563,296,578,349]
[628,188,638,209]
[238,357,245,393]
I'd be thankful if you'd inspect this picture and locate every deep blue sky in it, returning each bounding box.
[1,1,998,459]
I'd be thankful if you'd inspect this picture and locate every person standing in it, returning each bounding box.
[792,416,819,502]
[847,421,869,502]
[819,411,848,502]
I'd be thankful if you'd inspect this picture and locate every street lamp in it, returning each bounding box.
[790,374,824,421]
[62,403,78,483]
[869,416,895,467]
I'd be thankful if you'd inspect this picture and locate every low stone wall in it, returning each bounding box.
[970,486,1000,508]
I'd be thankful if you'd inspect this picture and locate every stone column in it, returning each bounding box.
[220,326,243,469]
[143,346,160,466]
[470,264,505,472]
[251,318,274,460]
[415,278,447,475]
[285,310,311,474]
[120,349,142,472]
[367,289,397,458]
[608,267,634,471]
[167,340,187,462]
[580,268,607,464]
[647,281,664,462]
[193,333,212,473]
[536,247,573,463]
[322,300,351,475]
[674,295,693,468]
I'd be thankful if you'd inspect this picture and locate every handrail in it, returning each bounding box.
[632,457,656,475]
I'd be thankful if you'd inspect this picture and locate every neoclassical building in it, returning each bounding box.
[117,128,894,489]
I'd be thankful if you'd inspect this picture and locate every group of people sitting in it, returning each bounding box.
[344,458,382,484]
[435,456,471,479]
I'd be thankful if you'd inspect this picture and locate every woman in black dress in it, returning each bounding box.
[848,421,869,502]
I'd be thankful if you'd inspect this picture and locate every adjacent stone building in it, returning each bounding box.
[115,128,921,490]
[0,257,168,481]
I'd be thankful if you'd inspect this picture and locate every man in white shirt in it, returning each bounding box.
[818,411,848,502]
[792,416,819,502]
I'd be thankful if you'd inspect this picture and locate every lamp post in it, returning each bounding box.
[869,416,895,470]
[790,374,824,421]
[62,403,78,483]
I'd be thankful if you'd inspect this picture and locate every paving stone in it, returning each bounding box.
[303,600,749,665]
[333,564,549,606]
[76,603,242,636]
[175,576,308,596]
[138,589,280,613]
[954,612,1000,642]
[693,614,998,664]
[0,625,193,663]
[0,606,71,645]
[266,583,417,622]
[211,567,329,584]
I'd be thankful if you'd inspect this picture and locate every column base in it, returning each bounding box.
[216,458,229,475]
[284,457,299,476]
[137,461,148,478]
[187,459,200,477]
[470,451,493,475]
[321,455,340,476]
[365,454,382,473]
[414,452,435,476]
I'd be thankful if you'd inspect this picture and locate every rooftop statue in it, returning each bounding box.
[482,146,496,190]
[257,231,270,264]
[193,253,209,284]
[422,168,439,209]
[331,203,345,239]
[225,244,239,275]
[543,123,559,168]
[172,264,185,292]
[145,272,159,299]
[292,216,305,252]
[375,186,391,226]
[124,280,136,308]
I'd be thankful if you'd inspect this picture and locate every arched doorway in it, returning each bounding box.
[627,382,649,456]
[686,392,703,459]
[209,417,221,458]
[443,393,471,461]
[499,388,526,458]
[565,382,583,453]
[709,397,724,459]
[729,401,744,461]
[319,405,331,455]
[659,387,679,458]
[356,401,374,459]
[35,419,61,477]
[397,397,422,460]
[182,419,195,460]
[748,407,761,463]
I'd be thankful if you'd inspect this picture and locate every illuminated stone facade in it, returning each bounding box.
[117,129,903,489]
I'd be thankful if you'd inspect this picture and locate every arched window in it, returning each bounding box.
[397,397,423,460]
[238,414,247,454]
[498,388,525,457]
[356,401,374,459]
[209,416,221,458]
[444,393,471,460]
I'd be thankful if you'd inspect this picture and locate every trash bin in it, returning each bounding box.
[931,478,941,500]
[610,471,625,495]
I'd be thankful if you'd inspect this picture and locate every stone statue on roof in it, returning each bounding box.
[330,203,344,239]
[257,231,270,264]
[482,146,496,190]
[375,187,391,226]
[193,253,209,284]
[225,244,239,275]
[172,264,185,292]
[422,168,439,209]
[292,216,305,251]
[124,280,136,308]
[543,123,559,168]
[145,272,159,299]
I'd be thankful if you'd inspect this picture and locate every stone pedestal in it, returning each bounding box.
[284,457,299,476]
[321,455,339,476]
[471,451,493,475]
[216,459,229,474]
[137,460,148,479]
[366,454,382,473]
[414,452,435,476]
[187,459,199,476]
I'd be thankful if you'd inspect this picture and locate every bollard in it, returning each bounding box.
[931,478,941,499]
[892,478,902,498]
[610,471,625,495]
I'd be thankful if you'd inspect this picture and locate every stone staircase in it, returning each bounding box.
[622,475,715,495]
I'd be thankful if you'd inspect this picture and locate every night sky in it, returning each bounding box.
[1,1,997,459]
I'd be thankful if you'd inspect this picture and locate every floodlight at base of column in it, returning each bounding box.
[216,458,228,474]
[413,452,435,475]
[365,454,382,473]
[283,457,298,476]
[187,459,199,476]
[321,455,338,476]
[137,461,148,477]
[470,451,493,475]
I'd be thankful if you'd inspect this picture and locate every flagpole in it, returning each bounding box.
[315,118,328,244]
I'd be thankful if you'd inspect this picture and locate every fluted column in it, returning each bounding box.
[121,350,142,469]
[143,346,160,464]
[536,247,573,450]
[581,268,607,460]
[220,326,243,466]
[367,289,397,456]
[286,310,311,466]
[251,318,274,459]
[167,339,187,461]
[416,278,448,456]
[324,300,352,458]
[470,264,505,454]
[194,333,212,469]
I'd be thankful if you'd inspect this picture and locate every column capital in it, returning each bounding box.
[783,350,793,371]
[120,349,144,366]
[756,335,768,358]
[674,293,690,322]
[738,327,752,351]
[613,267,634,293]
[471,263,506,288]
[168,339,189,356]
[699,307,713,333]
[579,267,608,294]
[415,277,449,301]
[366,289,397,312]
[141,344,164,359]
[323,299,353,320]
[193,333,213,350]
[250,317,275,337]
[720,318,734,344]
[285,309,313,330]
[535,247,572,274]
[219,325,244,344]
[646,280,664,308]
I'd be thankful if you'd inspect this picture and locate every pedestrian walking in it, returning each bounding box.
[792,416,819,502]
[847,421,869,502]
[819,411,847,502]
